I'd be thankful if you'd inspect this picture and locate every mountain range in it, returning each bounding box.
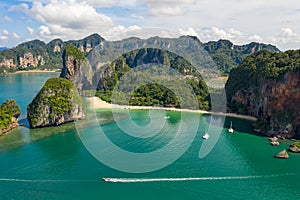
[0,33,280,75]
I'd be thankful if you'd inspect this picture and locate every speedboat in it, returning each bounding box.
[102,178,111,182]
[228,121,234,133]
[202,133,209,139]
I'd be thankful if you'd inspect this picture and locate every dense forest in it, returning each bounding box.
[96,48,210,110]
[226,49,300,106]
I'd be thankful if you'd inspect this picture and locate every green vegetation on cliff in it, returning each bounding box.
[0,33,104,74]
[204,40,280,74]
[96,48,210,110]
[226,49,300,136]
[0,99,20,134]
[27,78,84,128]
[64,44,85,61]
[226,50,300,103]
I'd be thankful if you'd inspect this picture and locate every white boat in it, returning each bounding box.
[202,133,209,139]
[164,116,170,119]
[102,178,111,182]
[228,121,234,133]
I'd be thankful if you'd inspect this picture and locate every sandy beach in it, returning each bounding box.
[86,97,257,121]
[13,69,60,74]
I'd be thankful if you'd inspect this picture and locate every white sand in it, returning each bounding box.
[86,97,257,121]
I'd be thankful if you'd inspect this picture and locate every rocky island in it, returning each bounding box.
[0,99,21,136]
[27,44,86,128]
[226,50,300,138]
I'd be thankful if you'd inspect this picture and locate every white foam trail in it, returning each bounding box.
[104,174,292,183]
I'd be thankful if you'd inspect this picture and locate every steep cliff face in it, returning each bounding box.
[27,78,85,128]
[19,52,45,68]
[0,33,104,74]
[60,44,94,93]
[226,50,300,138]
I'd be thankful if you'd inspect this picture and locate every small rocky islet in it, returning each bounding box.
[27,44,86,128]
[0,99,21,136]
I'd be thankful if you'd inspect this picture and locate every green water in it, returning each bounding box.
[0,73,300,200]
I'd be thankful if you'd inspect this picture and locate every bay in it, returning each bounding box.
[0,73,300,200]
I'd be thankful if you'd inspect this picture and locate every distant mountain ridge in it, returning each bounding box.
[0,47,8,52]
[0,33,104,74]
[0,33,279,75]
[89,35,280,76]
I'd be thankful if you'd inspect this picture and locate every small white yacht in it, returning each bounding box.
[202,133,209,139]
[228,121,234,133]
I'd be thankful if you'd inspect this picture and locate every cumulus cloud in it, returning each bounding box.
[269,28,300,50]
[178,27,199,38]
[196,27,265,44]
[11,0,114,40]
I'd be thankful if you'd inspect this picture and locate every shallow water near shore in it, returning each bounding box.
[1,73,300,200]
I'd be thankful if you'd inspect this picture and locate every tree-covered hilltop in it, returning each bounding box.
[203,40,280,75]
[96,48,210,110]
[226,50,300,102]
[0,33,104,74]
[27,78,85,128]
[226,49,300,137]
[90,36,280,77]
[0,99,21,136]
[0,34,279,75]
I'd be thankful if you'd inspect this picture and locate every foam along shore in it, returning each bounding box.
[86,97,257,121]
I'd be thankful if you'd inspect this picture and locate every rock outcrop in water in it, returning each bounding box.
[0,99,21,136]
[275,149,289,159]
[226,50,300,138]
[60,44,94,94]
[27,78,85,128]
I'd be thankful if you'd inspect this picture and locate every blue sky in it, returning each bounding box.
[0,0,300,50]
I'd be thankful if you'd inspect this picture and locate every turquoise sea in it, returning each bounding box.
[0,73,300,200]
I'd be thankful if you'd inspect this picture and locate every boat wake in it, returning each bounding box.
[103,174,294,183]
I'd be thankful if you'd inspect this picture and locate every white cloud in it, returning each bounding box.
[142,0,195,16]
[83,0,118,8]
[13,33,20,39]
[0,35,9,42]
[9,3,29,12]
[269,28,300,50]
[12,0,114,40]
[2,30,9,35]
[148,6,185,16]
[179,27,199,38]
[38,25,52,38]
[4,16,13,22]
[27,27,35,35]
[196,27,265,45]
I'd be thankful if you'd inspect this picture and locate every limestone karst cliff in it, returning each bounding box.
[226,50,300,138]
[27,78,85,128]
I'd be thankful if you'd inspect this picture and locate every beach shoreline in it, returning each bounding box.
[86,97,257,121]
[13,69,60,74]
